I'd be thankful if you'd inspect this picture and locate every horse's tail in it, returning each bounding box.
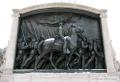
[37,40,44,54]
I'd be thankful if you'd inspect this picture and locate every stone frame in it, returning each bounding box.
[3,3,117,74]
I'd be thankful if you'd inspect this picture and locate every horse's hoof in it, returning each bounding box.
[67,66,70,70]
[67,68,70,70]
[54,68,57,70]
[34,68,37,71]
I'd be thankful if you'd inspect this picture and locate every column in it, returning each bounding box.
[100,9,116,73]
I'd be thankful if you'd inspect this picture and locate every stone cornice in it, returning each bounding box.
[100,9,107,18]
[12,9,21,17]
[12,3,104,15]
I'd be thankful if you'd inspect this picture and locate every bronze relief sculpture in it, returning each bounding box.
[14,12,106,70]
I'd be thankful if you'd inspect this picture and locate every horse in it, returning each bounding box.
[34,25,84,69]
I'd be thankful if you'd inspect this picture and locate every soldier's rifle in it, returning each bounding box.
[21,21,28,46]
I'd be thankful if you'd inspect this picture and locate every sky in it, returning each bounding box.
[0,0,120,61]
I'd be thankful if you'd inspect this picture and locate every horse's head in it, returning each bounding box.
[70,24,84,35]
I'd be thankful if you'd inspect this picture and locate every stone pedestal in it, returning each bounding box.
[1,73,120,82]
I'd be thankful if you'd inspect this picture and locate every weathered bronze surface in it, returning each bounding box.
[14,12,106,70]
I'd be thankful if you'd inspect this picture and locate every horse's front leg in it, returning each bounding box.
[67,50,74,69]
[55,54,65,67]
